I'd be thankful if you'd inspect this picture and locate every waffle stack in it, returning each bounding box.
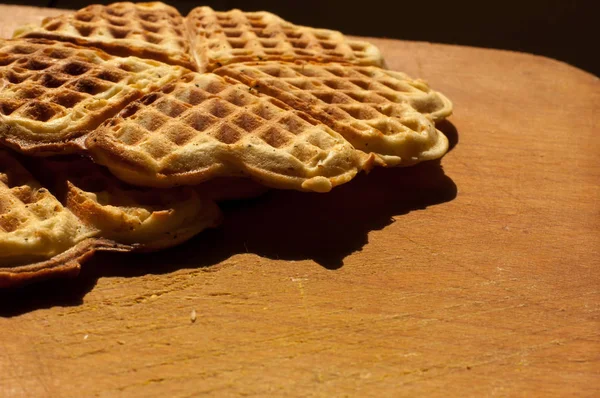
[1,2,453,287]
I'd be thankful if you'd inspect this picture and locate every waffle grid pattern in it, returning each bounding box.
[86,73,364,192]
[187,7,384,71]
[0,39,186,151]
[215,62,449,164]
[15,2,195,69]
[0,149,95,264]
[217,62,452,121]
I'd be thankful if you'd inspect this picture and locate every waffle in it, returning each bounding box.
[216,62,450,166]
[186,7,385,72]
[84,72,369,192]
[29,156,222,250]
[0,149,97,265]
[13,2,196,70]
[0,148,133,287]
[0,38,188,154]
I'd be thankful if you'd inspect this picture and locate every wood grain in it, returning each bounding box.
[1,5,599,397]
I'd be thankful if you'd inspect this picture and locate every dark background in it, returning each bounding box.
[7,0,598,75]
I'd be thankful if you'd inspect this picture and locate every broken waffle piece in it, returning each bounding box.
[0,148,132,287]
[28,156,223,251]
[186,6,385,72]
[0,149,97,266]
[13,2,196,70]
[0,38,189,154]
[0,148,223,287]
[84,73,369,192]
[216,62,450,166]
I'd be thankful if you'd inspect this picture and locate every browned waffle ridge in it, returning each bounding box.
[0,238,133,288]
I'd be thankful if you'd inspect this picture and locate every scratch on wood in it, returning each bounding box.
[72,347,108,359]
[291,277,312,326]
[393,337,582,387]
[31,339,53,397]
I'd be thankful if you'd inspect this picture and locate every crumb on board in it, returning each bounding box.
[190,309,197,323]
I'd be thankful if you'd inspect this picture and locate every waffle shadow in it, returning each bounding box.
[96,161,457,276]
[0,122,459,316]
[437,119,459,152]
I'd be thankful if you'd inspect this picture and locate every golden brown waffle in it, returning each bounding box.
[0,149,97,265]
[216,61,453,121]
[216,62,450,166]
[84,73,369,192]
[186,6,385,72]
[0,148,222,287]
[0,148,132,287]
[0,38,188,154]
[13,2,196,70]
[30,156,222,250]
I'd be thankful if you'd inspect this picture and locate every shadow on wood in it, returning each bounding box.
[437,120,458,152]
[0,122,459,316]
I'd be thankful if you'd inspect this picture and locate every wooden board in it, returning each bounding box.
[1,5,599,397]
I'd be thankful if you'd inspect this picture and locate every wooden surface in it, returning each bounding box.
[1,5,599,397]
